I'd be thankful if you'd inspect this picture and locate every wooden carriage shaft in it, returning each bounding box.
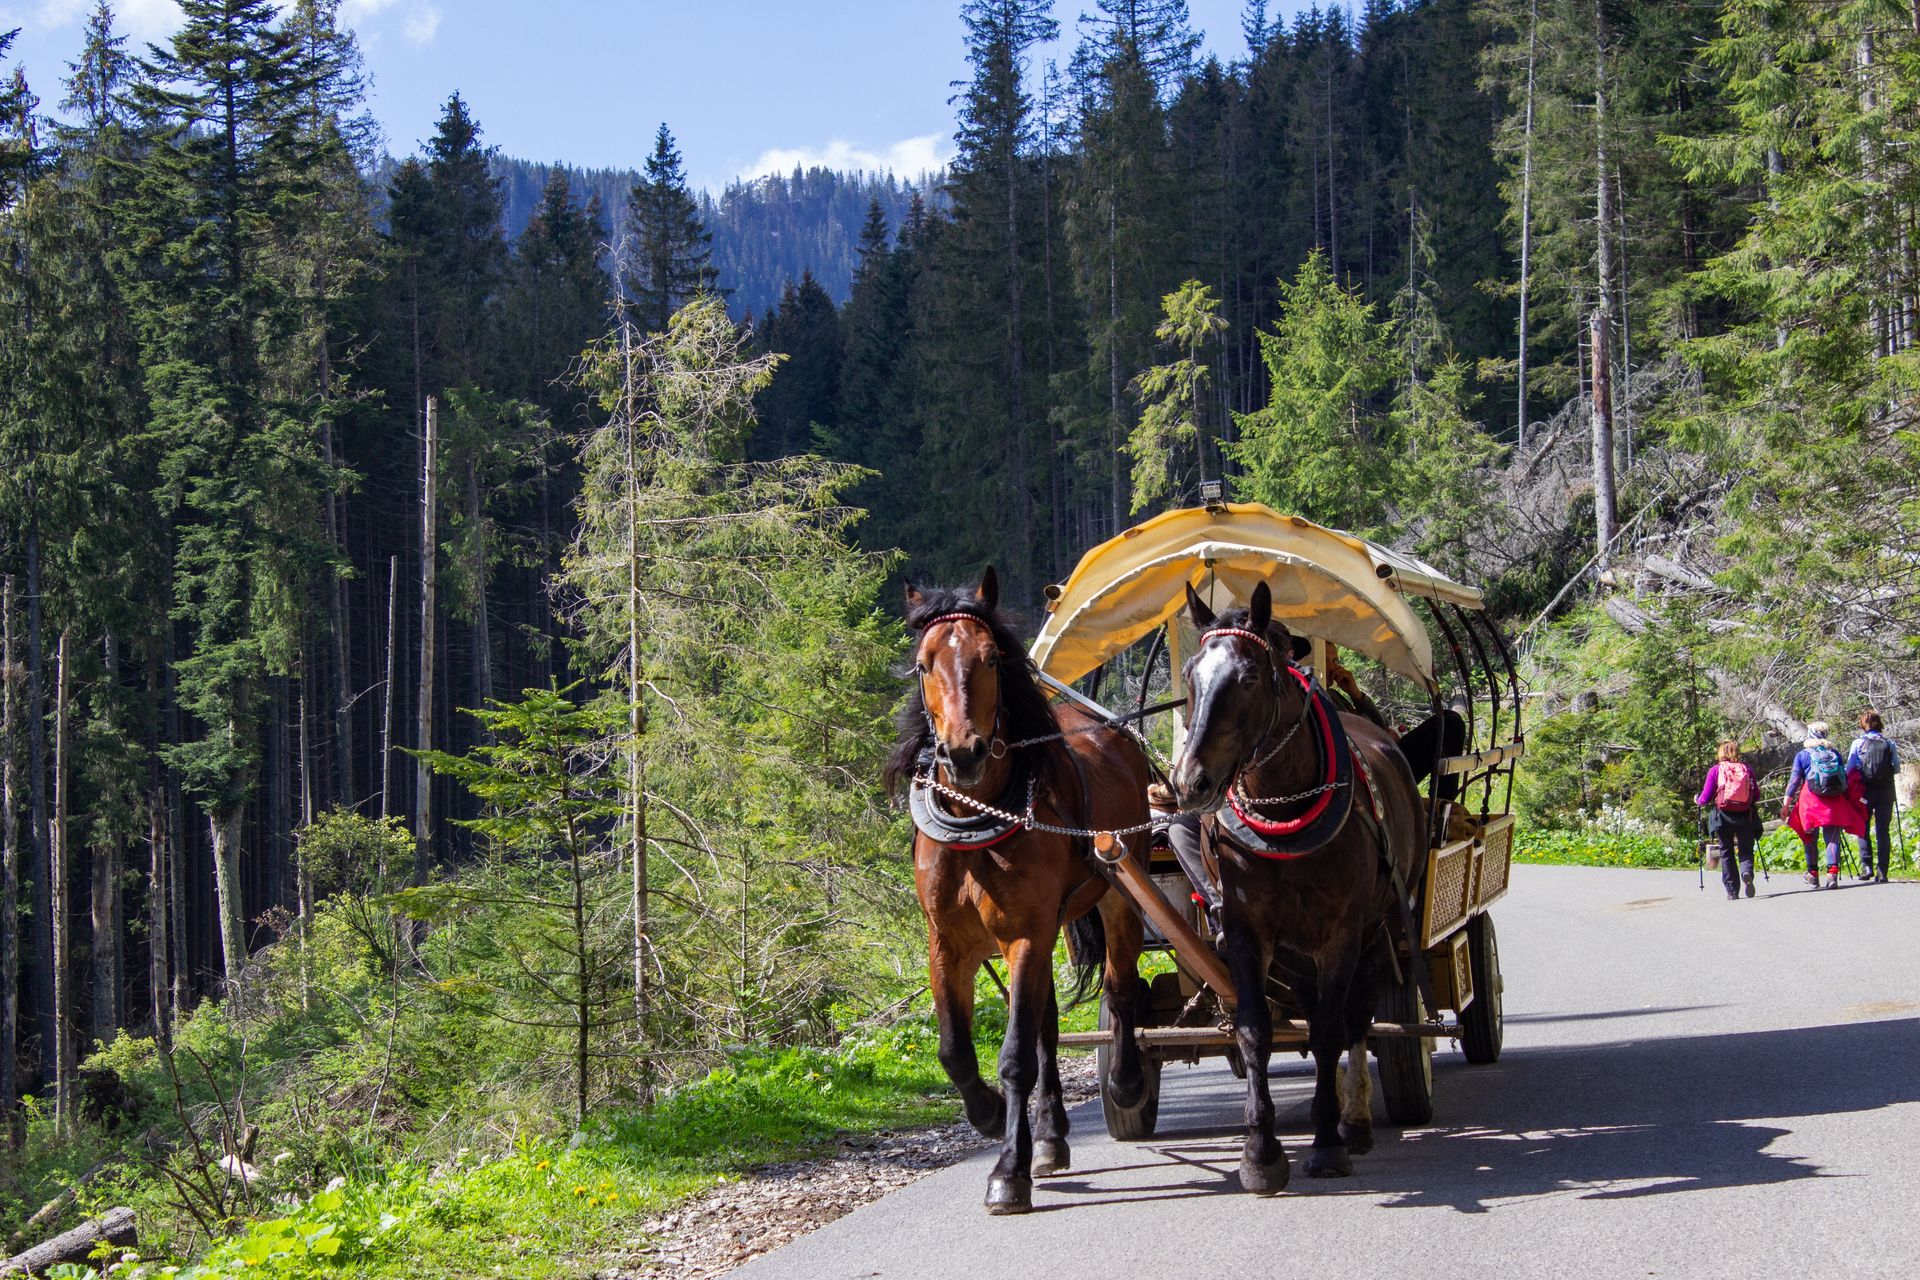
[1093,832,1239,1010]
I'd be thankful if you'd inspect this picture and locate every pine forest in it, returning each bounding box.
[1,0,1917,1273]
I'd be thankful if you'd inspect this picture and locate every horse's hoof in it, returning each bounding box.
[1238,1151,1290,1196]
[1305,1144,1353,1179]
[1033,1137,1071,1177]
[1339,1121,1374,1156]
[984,1174,1033,1214]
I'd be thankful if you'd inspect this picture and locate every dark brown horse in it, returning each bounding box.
[884,568,1152,1214]
[1167,582,1424,1194]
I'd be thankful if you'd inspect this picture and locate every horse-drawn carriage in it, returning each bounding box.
[1030,501,1523,1137]
[896,500,1524,1211]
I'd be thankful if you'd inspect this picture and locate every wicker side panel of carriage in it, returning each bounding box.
[1425,929,1474,1012]
[1475,815,1516,907]
[1421,838,1475,948]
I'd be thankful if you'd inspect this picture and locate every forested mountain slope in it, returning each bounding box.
[376,153,939,318]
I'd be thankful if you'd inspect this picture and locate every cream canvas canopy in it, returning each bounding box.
[1029,503,1483,693]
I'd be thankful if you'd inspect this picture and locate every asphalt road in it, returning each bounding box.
[732,864,1920,1280]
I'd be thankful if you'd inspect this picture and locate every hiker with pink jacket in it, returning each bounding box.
[1697,740,1762,900]
[1783,722,1868,889]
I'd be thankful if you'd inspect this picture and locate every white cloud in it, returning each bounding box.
[401,3,438,45]
[738,133,952,183]
[12,0,439,49]
[25,0,180,42]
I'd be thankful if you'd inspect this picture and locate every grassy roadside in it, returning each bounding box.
[1516,815,1919,877]
[33,1012,1003,1280]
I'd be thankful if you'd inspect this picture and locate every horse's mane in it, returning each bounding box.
[883,587,1057,798]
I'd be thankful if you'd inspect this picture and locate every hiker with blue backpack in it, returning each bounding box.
[1848,710,1901,883]
[1783,721,1868,889]
[1697,740,1762,899]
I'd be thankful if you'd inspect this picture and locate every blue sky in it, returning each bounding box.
[0,1,1298,190]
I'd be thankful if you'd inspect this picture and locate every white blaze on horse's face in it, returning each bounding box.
[918,617,1000,787]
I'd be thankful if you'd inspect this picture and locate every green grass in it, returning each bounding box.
[41,1008,1023,1280]
[1516,815,1919,877]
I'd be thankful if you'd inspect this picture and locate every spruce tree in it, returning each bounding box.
[624,124,719,332]
[755,271,841,458]
[123,0,331,982]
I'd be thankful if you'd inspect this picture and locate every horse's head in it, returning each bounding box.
[906,567,1006,789]
[1169,581,1302,813]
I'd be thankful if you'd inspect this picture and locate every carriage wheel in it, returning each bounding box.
[1096,974,1169,1141]
[1374,965,1434,1126]
[1460,914,1504,1065]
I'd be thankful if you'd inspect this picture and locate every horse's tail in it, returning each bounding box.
[1062,903,1106,1011]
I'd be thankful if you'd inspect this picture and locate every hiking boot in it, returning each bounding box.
[1727,889,1739,900]
[1803,872,1819,887]
[1860,867,1877,881]
[1743,875,1755,898]
[1825,871,1839,889]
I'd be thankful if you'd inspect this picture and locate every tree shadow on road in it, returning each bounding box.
[1050,1018,1920,1214]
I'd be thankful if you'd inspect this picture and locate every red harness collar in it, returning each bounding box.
[1228,667,1339,839]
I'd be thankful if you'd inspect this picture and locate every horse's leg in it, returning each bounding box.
[1224,920,1287,1194]
[1304,948,1361,1179]
[1030,980,1071,1177]
[1338,945,1382,1156]
[1098,887,1148,1108]
[985,936,1048,1214]
[930,935,1006,1140]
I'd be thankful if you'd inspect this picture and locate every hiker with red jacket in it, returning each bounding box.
[1848,710,1902,883]
[1784,721,1868,889]
[1697,740,1761,900]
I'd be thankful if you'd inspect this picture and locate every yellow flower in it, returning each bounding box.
[535,1160,550,1171]
[572,1186,587,1197]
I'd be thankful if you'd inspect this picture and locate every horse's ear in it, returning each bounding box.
[976,565,999,610]
[1185,582,1217,629]
[904,581,924,611]
[1249,582,1272,636]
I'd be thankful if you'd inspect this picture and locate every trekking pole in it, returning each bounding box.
[1697,813,1707,893]
[1897,798,1912,875]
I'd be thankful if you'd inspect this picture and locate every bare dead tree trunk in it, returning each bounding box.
[415,397,439,880]
[381,554,398,827]
[1590,1,1619,561]
[1590,310,1618,562]
[1520,0,1536,450]
[147,780,170,1050]
[51,629,72,1135]
[24,528,52,1086]
[620,321,650,1084]
[1108,200,1123,533]
[208,794,245,988]
[2,576,19,1146]
[297,676,315,1013]
[91,642,122,1044]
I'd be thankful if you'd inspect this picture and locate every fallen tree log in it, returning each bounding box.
[1603,597,1653,635]
[1644,553,1719,593]
[1,1207,136,1276]
[6,1160,111,1251]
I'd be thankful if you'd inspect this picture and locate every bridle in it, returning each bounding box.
[916,613,1009,770]
[1194,625,1316,786]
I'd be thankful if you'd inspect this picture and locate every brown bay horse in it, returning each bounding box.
[1167,582,1425,1194]
[884,568,1152,1215]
